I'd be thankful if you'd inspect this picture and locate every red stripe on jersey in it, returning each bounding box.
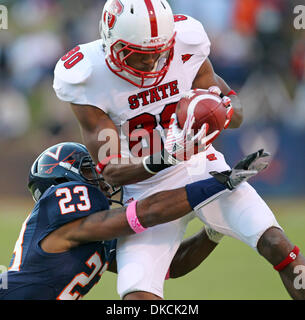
[144,0,158,37]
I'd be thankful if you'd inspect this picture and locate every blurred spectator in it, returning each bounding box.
[7,31,63,92]
[10,0,55,28]
[233,0,261,36]
[169,0,232,38]
[0,85,31,139]
[254,0,291,72]
[211,28,257,88]
[291,34,305,129]
[236,0,295,125]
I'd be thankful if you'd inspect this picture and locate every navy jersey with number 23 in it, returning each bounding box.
[0,181,116,300]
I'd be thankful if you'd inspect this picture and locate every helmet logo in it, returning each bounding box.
[41,150,76,174]
[45,145,63,161]
[104,0,124,30]
[144,37,163,44]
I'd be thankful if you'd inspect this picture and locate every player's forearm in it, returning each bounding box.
[80,129,153,186]
[169,228,218,278]
[81,130,101,165]
[71,103,127,170]
[102,149,175,187]
[80,127,151,186]
[214,74,243,128]
[69,188,191,243]
[226,94,243,128]
[102,161,153,186]
[70,178,228,243]
[136,188,192,227]
[137,177,229,227]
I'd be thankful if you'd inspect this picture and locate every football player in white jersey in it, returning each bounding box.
[53,0,305,300]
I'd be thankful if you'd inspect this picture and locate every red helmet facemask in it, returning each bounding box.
[106,33,176,88]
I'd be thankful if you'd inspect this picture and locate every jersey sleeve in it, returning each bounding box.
[40,182,110,236]
[53,45,93,105]
[174,15,211,62]
[53,42,109,113]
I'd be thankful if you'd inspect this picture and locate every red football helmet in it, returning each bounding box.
[99,0,176,88]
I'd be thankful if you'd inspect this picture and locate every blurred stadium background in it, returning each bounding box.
[0,0,304,300]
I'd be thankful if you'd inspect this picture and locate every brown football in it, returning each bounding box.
[176,89,228,135]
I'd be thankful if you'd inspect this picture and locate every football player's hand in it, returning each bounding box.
[164,113,219,165]
[209,149,271,190]
[233,148,271,172]
[208,86,234,129]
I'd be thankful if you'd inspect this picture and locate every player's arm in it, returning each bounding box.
[74,149,268,244]
[41,149,268,252]
[70,103,153,186]
[192,58,243,128]
[43,176,230,253]
[41,182,198,252]
[63,185,197,244]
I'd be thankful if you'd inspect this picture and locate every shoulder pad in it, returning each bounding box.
[174,15,208,46]
[54,44,93,85]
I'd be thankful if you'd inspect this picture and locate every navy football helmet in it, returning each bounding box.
[28,142,102,202]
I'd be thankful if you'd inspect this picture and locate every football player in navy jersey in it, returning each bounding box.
[0,142,268,300]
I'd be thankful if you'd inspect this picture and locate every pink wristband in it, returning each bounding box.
[126,201,147,234]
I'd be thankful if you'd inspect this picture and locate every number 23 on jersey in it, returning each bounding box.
[56,186,91,215]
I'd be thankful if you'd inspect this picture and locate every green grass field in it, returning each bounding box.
[0,197,304,300]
